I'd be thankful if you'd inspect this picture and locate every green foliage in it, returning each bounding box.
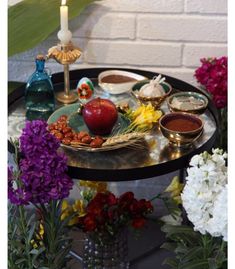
[161,224,227,269]
[8,0,99,56]
[37,201,73,269]
[8,204,45,269]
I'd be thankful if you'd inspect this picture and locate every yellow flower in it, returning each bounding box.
[96,182,107,193]
[37,223,44,238]
[30,222,44,249]
[72,200,86,217]
[164,176,184,205]
[79,180,107,193]
[128,104,162,131]
[61,199,87,226]
[61,200,73,221]
[79,180,94,188]
[30,239,38,249]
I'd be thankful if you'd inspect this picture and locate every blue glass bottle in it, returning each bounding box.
[25,55,55,120]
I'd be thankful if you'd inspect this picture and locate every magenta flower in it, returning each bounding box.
[194,56,227,109]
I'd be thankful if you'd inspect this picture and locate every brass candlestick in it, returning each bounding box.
[47,42,82,104]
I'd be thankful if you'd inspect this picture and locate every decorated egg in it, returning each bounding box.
[77,77,94,100]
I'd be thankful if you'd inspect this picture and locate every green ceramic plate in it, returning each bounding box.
[47,103,142,152]
[68,110,130,138]
[48,103,130,137]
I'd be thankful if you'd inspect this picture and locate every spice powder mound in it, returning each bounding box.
[164,117,201,132]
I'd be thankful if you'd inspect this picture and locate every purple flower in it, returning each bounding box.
[20,120,60,158]
[8,120,74,205]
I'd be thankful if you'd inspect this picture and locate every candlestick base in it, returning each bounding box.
[47,41,82,105]
[56,91,78,104]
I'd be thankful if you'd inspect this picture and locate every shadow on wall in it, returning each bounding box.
[69,3,111,64]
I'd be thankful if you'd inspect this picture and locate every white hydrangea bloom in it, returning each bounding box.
[181,149,227,241]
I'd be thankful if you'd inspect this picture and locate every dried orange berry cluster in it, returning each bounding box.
[48,115,105,148]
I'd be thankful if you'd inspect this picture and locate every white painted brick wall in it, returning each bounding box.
[85,41,182,66]
[185,0,227,14]
[71,13,136,40]
[8,0,227,85]
[137,15,227,42]
[183,43,227,67]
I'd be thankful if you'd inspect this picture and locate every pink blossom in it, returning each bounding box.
[194,57,227,109]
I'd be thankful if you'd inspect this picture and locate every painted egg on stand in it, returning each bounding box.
[77,77,94,103]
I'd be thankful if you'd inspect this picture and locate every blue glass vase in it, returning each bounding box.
[25,55,55,120]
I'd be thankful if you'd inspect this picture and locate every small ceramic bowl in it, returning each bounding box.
[98,70,147,95]
[167,92,208,114]
[159,112,204,147]
[132,80,172,109]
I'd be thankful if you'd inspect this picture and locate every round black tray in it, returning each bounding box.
[8,67,219,181]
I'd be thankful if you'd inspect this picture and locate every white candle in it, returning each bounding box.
[57,0,72,45]
[60,0,68,31]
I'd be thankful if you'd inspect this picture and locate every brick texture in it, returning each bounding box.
[185,0,227,14]
[85,41,182,66]
[85,0,184,13]
[137,15,227,42]
[71,13,136,40]
[8,0,227,86]
[183,44,227,67]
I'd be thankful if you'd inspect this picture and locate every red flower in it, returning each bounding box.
[83,215,96,231]
[87,203,103,216]
[132,218,146,229]
[79,191,153,235]
[144,200,154,212]
[107,192,117,206]
[119,192,134,203]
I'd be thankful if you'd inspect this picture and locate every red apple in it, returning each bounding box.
[82,98,118,135]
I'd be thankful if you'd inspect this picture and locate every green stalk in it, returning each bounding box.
[201,234,211,259]
[19,205,33,269]
[149,193,161,202]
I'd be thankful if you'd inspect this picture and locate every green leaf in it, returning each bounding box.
[27,222,36,244]
[15,258,27,264]
[180,260,209,269]
[8,0,99,56]
[180,246,204,262]
[208,258,218,269]
[163,257,179,268]
[161,242,178,252]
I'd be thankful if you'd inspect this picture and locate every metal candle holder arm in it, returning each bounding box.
[47,42,82,104]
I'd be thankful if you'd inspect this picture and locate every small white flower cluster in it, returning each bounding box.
[181,149,227,241]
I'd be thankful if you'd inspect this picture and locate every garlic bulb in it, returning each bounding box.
[139,75,166,97]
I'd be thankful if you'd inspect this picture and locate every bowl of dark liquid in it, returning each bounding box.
[98,70,146,95]
[159,112,204,147]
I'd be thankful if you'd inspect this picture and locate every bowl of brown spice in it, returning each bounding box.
[159,112,204,147]
[98,70,147,95]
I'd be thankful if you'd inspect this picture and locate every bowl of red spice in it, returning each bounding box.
[159,112,204,147]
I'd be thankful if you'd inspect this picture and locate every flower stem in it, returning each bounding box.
[19,205,33,269]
